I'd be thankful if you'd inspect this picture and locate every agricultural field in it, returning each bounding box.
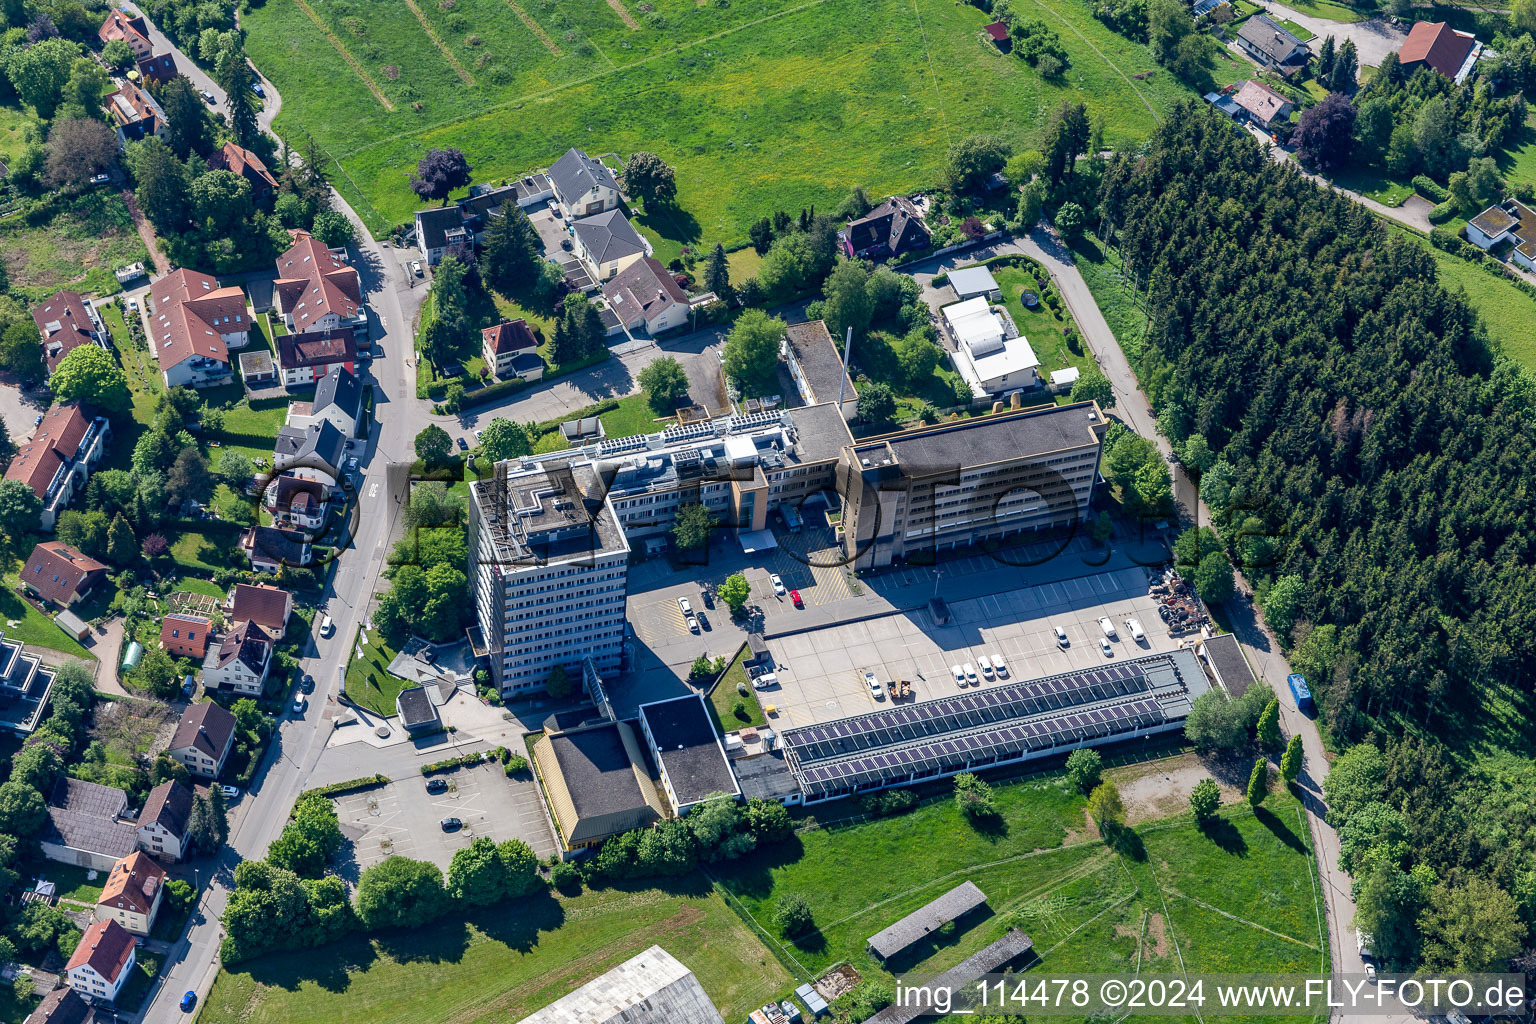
[0,192,150,300]
[245,0,1240,242]
[198,882,791,1024]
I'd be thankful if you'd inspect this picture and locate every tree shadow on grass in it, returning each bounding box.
[708,835,806,902]
[474,889,566,954]
[1106,823,1147,862]
[242,932,380,994]
[1196,814,1248,856]
[373,916,472,966]
[1254,805,1308,855]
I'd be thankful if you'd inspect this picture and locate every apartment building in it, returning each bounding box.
[838,401,1108,569]
[469,462,631,696]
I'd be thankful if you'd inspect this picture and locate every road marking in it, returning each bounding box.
[368,481,379,499]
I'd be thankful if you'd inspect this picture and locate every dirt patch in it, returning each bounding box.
[1109,751,1243,825]
[1146,912,1170,958]
[90,696,179,763]
[606,0,640,28]
[816,963,861,1001]
[1081,807,1102,840]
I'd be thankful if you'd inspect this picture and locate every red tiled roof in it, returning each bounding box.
[149,268,245,373]
[6,402,92,498]
[99,9,151,54]
[137,50,177,83]
[481,318,538,355]
[98,850,164,917]
[1232,80,1291,124]
[274,231,361,332]
[32,291,96,373]
[984,20,1009,41]
[277,328,355,370]
[106,79,161,133]
[228,583,291,634]
[22,541,108,606]
[65,919,136,982]
[1399,21,1475,78]
[210,142,278,193]
[160,613,212,659]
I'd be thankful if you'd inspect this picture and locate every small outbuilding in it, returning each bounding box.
[866,881,989,961]
[947,265,1001,301]
[395,686,441,733]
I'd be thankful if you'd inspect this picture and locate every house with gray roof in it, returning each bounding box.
[40,778,137,872]
[415,205,472,266]
[549,148,621,219]
[572,209,650,281]
[602,256,690,336]
[274,419,346,488]
[1237,16,1309,74]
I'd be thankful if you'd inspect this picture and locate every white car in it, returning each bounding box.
[1054,626,1069,649]
[1125,618,1146,641]
[991,653,1008,677]
[319,614,334,638]
[220,785,241,799]
[1099,637,1113,656]
[863,670,883,699]
[686,614,700,634]
[770,574,786,597]
[292,696,307,714]
[410,259,424,277]
[1363,960,1377,983]
[976,655,994,679]
[951,664,966,687]
[1098,617,1117,640]
[963,663,978,685]
[752,672,778,690]
[677,596,693,616]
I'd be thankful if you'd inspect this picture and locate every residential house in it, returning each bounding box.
[943,296,1039,399]
[0,631,58,737]
[135,779,194,861]
[273,419,346,487]
[549,147,622,218]
[227,583,292,640]
[98,8,153,59]
[5,402,111,530]
[241,525,313,572]
[202,620,273,695]
[843,196,931,261]
[104,79,164,144]
[167,701,237,779]
[209,142,278,199]
[783,320,858,421]
[276,329,355,387]
[415,205,473,266]
[481,318,543,382]
[264,474,328,530]
[1236,16,1310,74]
[135,50,177,83]
[23,986,92,1024]
[1399,21,1481,82]
[65,920,136,1004]
[148,268,247,387]
[603,256,690,337]
[33,290,103,375]
[273,230,365,335]
[94,850,164,936]
[572,209,649,281]
[301,365,364,436]
[459,175,554,224]
[396,686,441,734]
[159,613,212,660]
[1467,199,1536,271]
[21,541,108,607]
[40,778,136,872]
[1231,80,1294,128]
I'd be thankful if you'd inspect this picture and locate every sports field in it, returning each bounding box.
[244,0,1239,241]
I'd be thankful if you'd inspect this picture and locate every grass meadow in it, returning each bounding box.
[245,0,1238,242]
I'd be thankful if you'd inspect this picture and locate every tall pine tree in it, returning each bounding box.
[703,242,730,297]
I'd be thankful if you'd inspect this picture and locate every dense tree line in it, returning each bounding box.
[1101,103,1536,968]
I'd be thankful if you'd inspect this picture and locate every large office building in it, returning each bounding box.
[781,648,1210,803]
[469,461,631,695]
[838,400,1108,569]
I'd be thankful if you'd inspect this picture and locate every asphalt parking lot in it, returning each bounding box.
[334,760,558,874]
[759,566,1183,728]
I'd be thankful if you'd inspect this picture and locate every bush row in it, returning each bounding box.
[421,751,487,776]
[296,775,390,804]
[1429,226,1485,262]
[1427,201,1459,224]
[1412,175,1449,203]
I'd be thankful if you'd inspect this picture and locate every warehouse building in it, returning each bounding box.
[781,648,1209,803]
[867,881,988,961]
[530,714,666,853]
[515,944,724,1024]
[837,401,1108,570]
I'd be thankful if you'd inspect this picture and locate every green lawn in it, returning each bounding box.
[100,299,167,475]
[530,394,667,452]
[1331,166,1413,207]
[1396,226,1536,371]
[1272,16,1314,41]
[0,104,40,169]
[0,191,150,300]
[21,860,105,903]
[1278,0,1364,21]
[343,623,405,717]
[0,576,94,659]
[1495,113,1536,190]
[248,0,1233,242]
[198,882,791,1024]
[117,951,163,1013]
[1067,232,1150,366]
[707,645,766,732]
[165,527,243,573]
[991,263,1095,379]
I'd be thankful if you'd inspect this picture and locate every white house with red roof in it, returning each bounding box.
[148,268,248,387]
[32,290,104,375]
[273,230,365,336]
[65,919,137,1003]
[4,402,111,530]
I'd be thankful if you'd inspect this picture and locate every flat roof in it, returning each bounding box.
[784,320,857,406]
[1202,633,1256,698]
[515,945,723,1024]
[948,266,999,296]
[851,401,1103,474]
[639,694,738,806]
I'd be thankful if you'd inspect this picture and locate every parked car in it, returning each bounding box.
[426,778,448,794]
[977,654,994,679]
[199,89,215,103]
[863,670,883,700]
[90,172,110,185]
[440,817,462,831]
[1125,617,1145,642]
[700,587,714,608]
[219,785,240,799]
[677,596,693,616]
[790,589,803,608]
[347,456,359,472]
[991,653,1008,677]
[951,664,966,686]
[292,696,306,714]
[752,672,778,690]
[770,573,786,597]
[319,614,334,638]
[457,436,468,450]
[299,674,315,694]
[1099,636,1113,656]
[963,663,978,685]
[410,259,424,277]
[181,991,198,1012]
[696,611,710,631]
[1098,617,1117,639]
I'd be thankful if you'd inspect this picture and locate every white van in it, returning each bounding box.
[1098,617,1117,640]
[319,614,334,638]
[991,653,1008,677]
[976,655,994,679]
[1125,618,1145,641]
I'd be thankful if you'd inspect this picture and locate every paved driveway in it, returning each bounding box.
[1264,0,1407,71]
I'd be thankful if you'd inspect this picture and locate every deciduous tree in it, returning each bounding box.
[721,308,786,385]
[1189,777,1220,819]
[638,356,688,412]
[357,856,449,930]
[1294,93,1356,172]
[410,147,472,205]
[50,344,130,412]
[621,151,677,207]
[44,117,115,190]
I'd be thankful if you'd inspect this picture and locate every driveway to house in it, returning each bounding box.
[1255,133,1434,232]
[1262,0,1408,70]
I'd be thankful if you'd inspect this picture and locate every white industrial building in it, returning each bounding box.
[515,945,725,1024]
[944,297,1040,400]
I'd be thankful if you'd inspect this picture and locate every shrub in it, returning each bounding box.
[862,789,918,817]
[1412,175,1449,203]
[775,891,815,937]
[421,751,486,776]
[1429,226,1484,261]
[503,754,528,775]
[1427,201,1458,224]
[551,859,581,893]
[953,772,999,826]
[1064,748,1102,792]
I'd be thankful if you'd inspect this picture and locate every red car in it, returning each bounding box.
[790,590,803,608]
